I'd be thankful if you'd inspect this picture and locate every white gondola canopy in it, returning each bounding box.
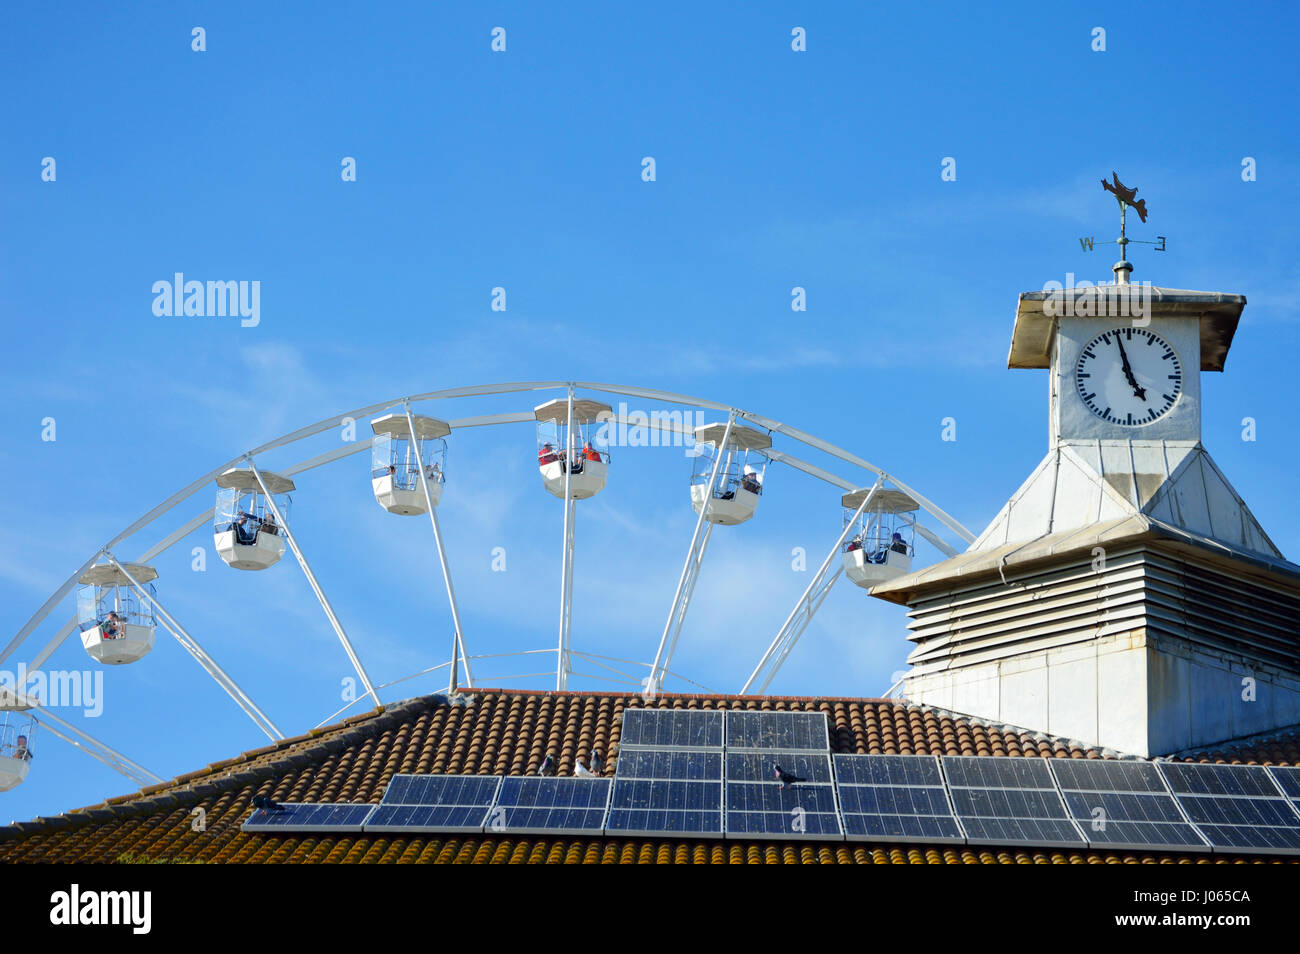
[0,709,35,792]
[213,467,294,571]
[535,398,612,500]
[370,413,450,515]
[841,488,918,588]
[690,423,772,526]
[76,562,158,665]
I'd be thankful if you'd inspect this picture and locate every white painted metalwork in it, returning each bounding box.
[247,457,379,709]
[2,379,978,783]
[402,402,472,692]
[104,553,283,741]
[647,411,736,694]
[741,478,883,694]
[556,387,577,689]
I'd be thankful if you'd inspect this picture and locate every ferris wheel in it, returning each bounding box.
[0,381,975,793]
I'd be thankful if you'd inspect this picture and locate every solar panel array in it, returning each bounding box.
[241,710,1300,855]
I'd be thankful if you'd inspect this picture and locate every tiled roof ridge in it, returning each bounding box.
[458,687,900,704]
[1168,721,1300,764]
[892,703,1137,760]
[0,694,450,841]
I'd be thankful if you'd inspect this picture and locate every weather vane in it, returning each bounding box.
[1079,172,1166,281]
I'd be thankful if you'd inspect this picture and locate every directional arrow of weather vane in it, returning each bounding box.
[1078,172,1167,255]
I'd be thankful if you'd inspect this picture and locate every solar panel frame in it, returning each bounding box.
[1267,765,1300,800]
[618,708,725,749]
[241,802,377,833]
[364,774,503,833]
[1157,762,1300,856]
[942,755,1087,849]
[725,710,830,752]
[486,777,613,836]
[380,773,503,807]
[1048,759,1210,853]
[834,754,967,845]
[724,750,843,841]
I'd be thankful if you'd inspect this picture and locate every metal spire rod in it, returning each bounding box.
[403,402,473,692]
[556,385,577,690]
[246,457,379,709]
[647,410,736,693]
[741,477,883,694]
[103,551,283,741]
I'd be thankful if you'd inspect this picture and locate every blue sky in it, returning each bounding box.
[2,2,1298,823]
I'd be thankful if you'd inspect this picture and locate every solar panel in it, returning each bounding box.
[618,708,724,749]
[616,749,723,780]
[833,754,965,844]
[1267,765,1300,800]
[380,774,502,806]
[365,774,502,833]
[607,745,724,837]
[725,750,842,840]
[726,710,829,751]
[1158,763,1300,855]
[487,777,612,836]
[241,802,376,833]
[1048,759,1208,852]
[942,756,1085,848]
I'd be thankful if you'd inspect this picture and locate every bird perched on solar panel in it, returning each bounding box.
[252,794,284,812]
[590,749,603,775]
[773,764,806,790]
[538,753,556,777]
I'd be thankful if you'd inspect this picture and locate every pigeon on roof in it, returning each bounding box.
[538,753,556,777]
[590,750,603,775]
[773,763,806,790]
[251,794,284,813]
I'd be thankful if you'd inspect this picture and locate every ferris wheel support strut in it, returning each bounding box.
[741,476,884,695]
[403,402,473,692]
[648,410,736,694]
[556,386,577,691]
[246,457,380,709]
[24,701,163,786]
[104,551,284,741]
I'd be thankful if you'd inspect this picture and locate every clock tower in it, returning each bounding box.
[872,224,1300,757]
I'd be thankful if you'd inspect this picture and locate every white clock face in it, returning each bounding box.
[1074,327,1183,426]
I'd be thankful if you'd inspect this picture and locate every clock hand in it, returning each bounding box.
[1114,336,1147,401]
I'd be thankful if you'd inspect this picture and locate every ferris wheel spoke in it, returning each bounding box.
[742,477,883,695]
[555,386,577,690]
[26,703,162,786]
[103,551,284,741]
[648,411,736,693]
[246,457,379,710]
[402,402,473,692]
